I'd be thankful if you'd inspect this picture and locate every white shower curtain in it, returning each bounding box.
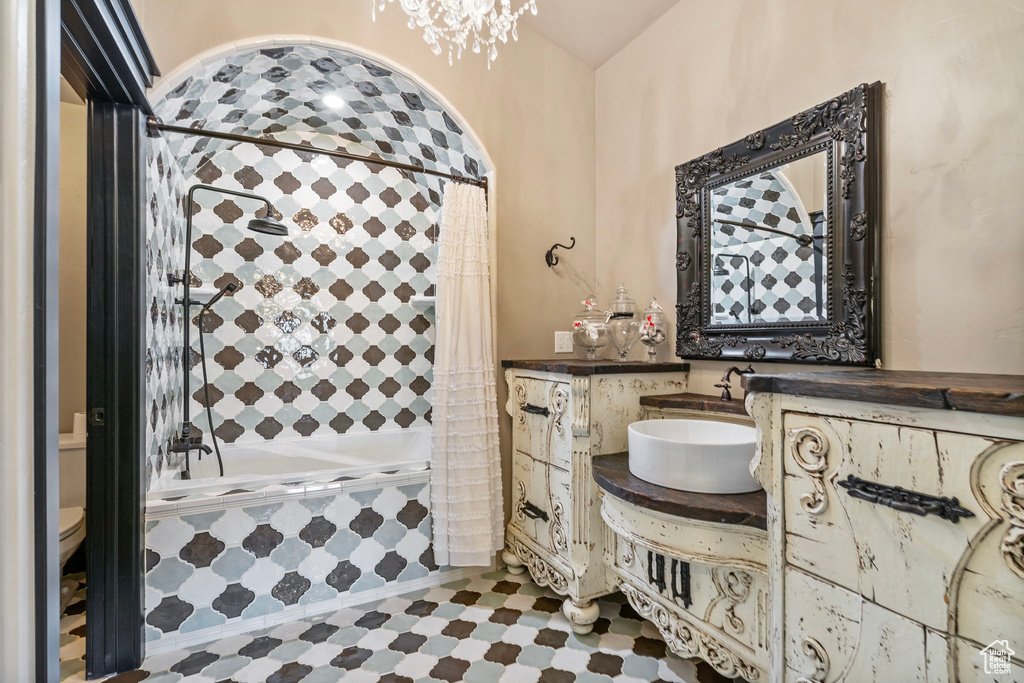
[430,181,502,567]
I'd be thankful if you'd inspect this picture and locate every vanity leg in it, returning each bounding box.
[562,597,600,635]
[502,548,526,575]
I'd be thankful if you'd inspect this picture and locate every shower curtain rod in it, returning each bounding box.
[147,117,488,190]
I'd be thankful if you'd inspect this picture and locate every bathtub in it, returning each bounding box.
[148,427,431,498]
[142,425,473,653]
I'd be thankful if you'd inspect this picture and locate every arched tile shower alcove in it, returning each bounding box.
[145,41,492,487]
[141,42,495,649]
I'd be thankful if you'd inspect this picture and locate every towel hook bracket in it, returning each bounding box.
[545,237,576,267]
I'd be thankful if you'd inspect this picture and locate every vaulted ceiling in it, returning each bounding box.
[521,0,681,68]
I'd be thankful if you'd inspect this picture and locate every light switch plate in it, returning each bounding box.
[554,331,573,354]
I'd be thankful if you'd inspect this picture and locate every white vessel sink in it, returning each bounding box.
[627,419,761,494]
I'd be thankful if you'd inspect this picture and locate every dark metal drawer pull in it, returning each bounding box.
[522,403,550,417]
[647,551,666,593]
[838,475,975,524]
[520,501,549,522]
[671,559,692,608]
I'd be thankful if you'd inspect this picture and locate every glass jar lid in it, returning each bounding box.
[642,297,665,324]
[608,283,637,316]
[575,295,605,324]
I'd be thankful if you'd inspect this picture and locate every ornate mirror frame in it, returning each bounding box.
[674,82,881,365]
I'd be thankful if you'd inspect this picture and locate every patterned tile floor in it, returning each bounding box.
[61,569,719,683]
[60,573,88,681]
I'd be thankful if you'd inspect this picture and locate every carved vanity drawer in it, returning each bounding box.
[784,414,1024,634]
[510,377,571,470]
[611,535,768,662]
[786,566,1018,681]
[784,565,929,682]
[503,363,690,635]
[511,449,571,562]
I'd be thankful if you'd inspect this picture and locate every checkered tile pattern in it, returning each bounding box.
[710,170,823,324]
[60,574,87,682]
[146,137,188,487]
[76,570,702,683]
[145,482,438,646]
[183,143,437,444]
[147,44,493,450]
[153,44,486,186]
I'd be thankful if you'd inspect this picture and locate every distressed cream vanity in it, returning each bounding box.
[595,451,771,680]
[499,360,688,633]
[745,371,1024,682]
[596,391,771,680]
[503,363,1024,681]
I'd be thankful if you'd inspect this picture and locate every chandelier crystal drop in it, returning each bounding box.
[372,0,538,68]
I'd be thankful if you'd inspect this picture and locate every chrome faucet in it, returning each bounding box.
[715,364,755,401]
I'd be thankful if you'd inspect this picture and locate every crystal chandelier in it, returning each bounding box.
[372,0,538,68]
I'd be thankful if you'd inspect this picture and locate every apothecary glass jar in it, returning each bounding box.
[639,298,668,363]
[572,295,609,360]
[607,284,641,360]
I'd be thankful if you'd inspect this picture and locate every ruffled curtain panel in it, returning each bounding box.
[430,182,502,567]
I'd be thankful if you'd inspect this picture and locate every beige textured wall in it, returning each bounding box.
[126,0,1023,520]
[59,100,89,433]
[130,0,598,521]
[596,0,1024,396]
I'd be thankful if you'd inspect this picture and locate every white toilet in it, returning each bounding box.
[59,506,86,568]
[59,433,87,571]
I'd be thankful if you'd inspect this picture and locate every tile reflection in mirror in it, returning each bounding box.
[709,152,828,325]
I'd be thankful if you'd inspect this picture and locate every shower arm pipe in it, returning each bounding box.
[147,117,489,192]
[714,218,820,248]
[176,184,274,441]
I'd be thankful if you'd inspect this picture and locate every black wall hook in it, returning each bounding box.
[545,237,576,267]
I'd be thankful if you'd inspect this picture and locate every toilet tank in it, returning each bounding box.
[59,433,87,509]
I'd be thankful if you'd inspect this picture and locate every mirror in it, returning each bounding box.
[709,152,828,325]
[674,83,881,365]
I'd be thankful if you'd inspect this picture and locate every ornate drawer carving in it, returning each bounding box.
[511,450,571,563]
[504,365,690,633]
[508,376,571,470]
[782,412,1024,652]
[601,491,770,677]
[617,572,766,681]
[612,534,768,662]
[784,566,929,682]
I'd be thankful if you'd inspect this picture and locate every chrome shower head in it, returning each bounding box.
[247,216,289,236]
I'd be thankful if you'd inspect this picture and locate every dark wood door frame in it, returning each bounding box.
[84,101,148,677]
[56,0,159,677]
[35,0,61,680]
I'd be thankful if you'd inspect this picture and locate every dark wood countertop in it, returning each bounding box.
[501,359,689,376]
[640,392,750,417]
[742,370,1024,418]
[593,453,767,530]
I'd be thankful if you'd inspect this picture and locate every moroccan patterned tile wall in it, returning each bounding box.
[147,43,491,452]
[145,136,187,488]
[152,44,486,185]
[144,477,440,647]
[185,144,438,444]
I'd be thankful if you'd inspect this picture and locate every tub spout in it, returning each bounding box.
[170,429,214,479]
[169,439,212,456]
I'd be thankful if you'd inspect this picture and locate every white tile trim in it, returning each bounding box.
[145,469,431,519]
[144,563,492,655]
